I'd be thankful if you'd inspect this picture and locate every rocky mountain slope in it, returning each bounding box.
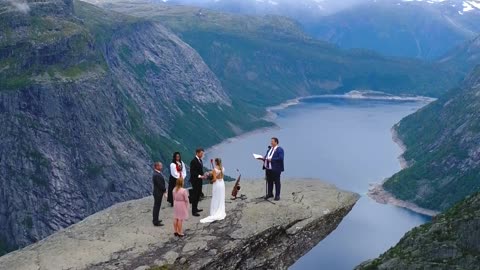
[0,0,266,255]
[87,0,462,105]
[307,0,480,60]
[382,66,480,212]
[439,34,480,73]
[357,191,480,270]
[0,179,360,270]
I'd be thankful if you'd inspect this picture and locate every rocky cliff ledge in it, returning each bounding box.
[0,179,359,270]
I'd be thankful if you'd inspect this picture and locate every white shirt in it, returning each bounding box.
[170,161,186,179]
[265,146,277,170]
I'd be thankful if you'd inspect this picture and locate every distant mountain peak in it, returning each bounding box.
[399,0,480,14]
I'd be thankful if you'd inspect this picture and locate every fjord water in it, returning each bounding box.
[205,96,431,269]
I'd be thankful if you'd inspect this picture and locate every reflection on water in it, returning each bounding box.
[206,97,431,270]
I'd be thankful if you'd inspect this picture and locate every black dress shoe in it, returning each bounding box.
[274,197,280,201]
[196,209,203,212]
[192,212,200,217]
[265,195,274,199]
[153,222,164,227]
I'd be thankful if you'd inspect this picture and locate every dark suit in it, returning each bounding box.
[264,146,285,198]
[190,157,204,213]
[152,170,166,224]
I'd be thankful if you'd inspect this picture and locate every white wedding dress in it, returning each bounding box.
[200,167,226,223]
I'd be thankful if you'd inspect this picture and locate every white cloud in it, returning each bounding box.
[8,0,31,13]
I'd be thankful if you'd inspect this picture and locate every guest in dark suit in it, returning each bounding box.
[168,152,186,207]
[263,137,285,201]
[152,162,167,227]
[190,148,205,216]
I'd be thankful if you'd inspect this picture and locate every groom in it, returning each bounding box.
[190,148,205,217]
[263,137,284,201]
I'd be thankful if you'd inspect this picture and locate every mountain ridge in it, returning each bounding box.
[381,66,480,212]
[155,0,480,59]
[89,0,464,102]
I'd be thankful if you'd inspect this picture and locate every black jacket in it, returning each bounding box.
[153,171,166,197]
[189,157,204,185]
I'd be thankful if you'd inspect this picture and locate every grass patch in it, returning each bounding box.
[0,235,13,256]
[148,265,172,270]
[58,62,95,78]
[23,216,33,230]
[86,164,105,178]
[0,74,32,91]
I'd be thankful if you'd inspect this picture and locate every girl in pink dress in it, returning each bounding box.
[173,177,189,237]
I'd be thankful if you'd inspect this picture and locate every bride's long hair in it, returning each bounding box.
[214,158,224,179]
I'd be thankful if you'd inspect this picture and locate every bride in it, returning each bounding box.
[200,158,226,223]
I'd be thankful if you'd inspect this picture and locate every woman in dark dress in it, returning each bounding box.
[168,152,186,207]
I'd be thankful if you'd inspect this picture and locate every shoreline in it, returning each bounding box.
[207,95,302,153]
[265,91,435,121]
[209,91,440,216]
[367,183,440,217]
[391,126,409,169]
[205,124,280,153]
[367,126,440,217]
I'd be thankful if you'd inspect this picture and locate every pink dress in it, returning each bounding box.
[173,188,189,220]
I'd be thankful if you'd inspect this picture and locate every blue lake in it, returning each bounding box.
[205,97,431,269]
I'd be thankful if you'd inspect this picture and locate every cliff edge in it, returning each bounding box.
[0,179,359,270]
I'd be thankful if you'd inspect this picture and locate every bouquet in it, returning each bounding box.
[176,161,183,172]
[176,161,184,179]
[203,171,214,183]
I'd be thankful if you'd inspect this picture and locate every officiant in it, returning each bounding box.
[263,137,284,201]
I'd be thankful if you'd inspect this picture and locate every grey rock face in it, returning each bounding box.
[105,21,231,135]
[0,179,359,270]
[0,0,242,254]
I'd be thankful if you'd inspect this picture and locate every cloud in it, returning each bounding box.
[8,0,31,13]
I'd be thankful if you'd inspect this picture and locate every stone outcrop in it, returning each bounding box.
[0,179,359,270]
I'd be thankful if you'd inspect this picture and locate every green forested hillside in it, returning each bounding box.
[358,191,480,269]
[383,67,480,211]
